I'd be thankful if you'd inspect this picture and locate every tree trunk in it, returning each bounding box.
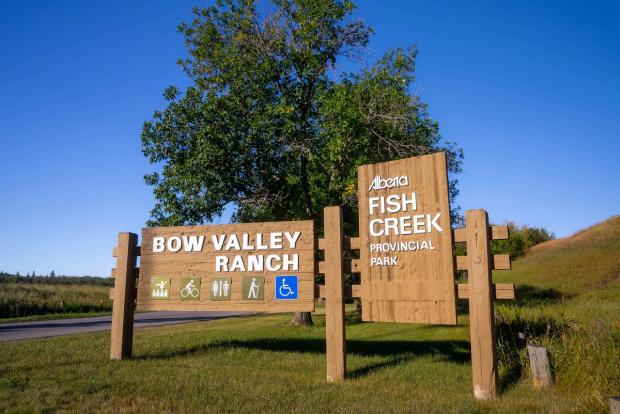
[291,310,313,326]
[291,153,314,326]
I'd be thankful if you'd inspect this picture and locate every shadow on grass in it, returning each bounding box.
[136,337,471,379]
[455,284,573,315]
[513,284,574,305]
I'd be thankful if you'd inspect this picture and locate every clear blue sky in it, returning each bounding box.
[1,1,618,276]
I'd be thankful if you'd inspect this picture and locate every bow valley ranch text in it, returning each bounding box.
[368,191,443,266]
[151,231,302,272]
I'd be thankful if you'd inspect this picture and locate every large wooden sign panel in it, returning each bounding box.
[358,152,457,324]
[137,221,315,312]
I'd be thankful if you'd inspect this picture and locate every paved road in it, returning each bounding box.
[0,311,252,342]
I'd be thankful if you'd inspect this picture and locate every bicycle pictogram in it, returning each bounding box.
[181,279,200,298]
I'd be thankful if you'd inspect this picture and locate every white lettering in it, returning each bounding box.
[225,235,241,251]
[247,255,264,271]
[183,235,205,252]
[230,255,245,272]
[167,236,182,252]
[368,175,409,191]
[215,256,228,272]
[212,234,226,251]
[152,237,165,253]
[266,254,282,271]
[270,232,283,249]
[284,231,301,248]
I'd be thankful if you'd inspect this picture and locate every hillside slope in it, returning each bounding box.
[495,215,620,294]
[493,215,620,412]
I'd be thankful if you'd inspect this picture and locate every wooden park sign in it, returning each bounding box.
[357,152,457,324]
[110,152,514,401]
[138,221,314,313]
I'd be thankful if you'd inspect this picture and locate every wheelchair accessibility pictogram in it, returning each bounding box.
[275,276,298,300]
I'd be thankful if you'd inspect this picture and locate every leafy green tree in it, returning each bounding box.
[142,0,463,325]
[492,222,555,259]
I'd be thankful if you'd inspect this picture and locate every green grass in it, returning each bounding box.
[0,216,618,413]
[0,310,576,414]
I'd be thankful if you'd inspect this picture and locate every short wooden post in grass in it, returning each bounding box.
[110,232,139,360]
[610,397,620,414]
[466,209,498,400]
[324,206,346,382]
[527,344,553,389]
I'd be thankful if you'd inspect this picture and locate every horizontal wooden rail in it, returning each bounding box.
[456,254,511,271]
[317,259,361,274]
[317,237,360,251]
[313,283,514,300]
[453,225,509,243]
[457,283,515,300]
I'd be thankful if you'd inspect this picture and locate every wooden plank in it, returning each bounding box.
[491,225,509,240]
[454,225,509,243]
[466,209,498,400]
[455,255,511,271]
[318,237,360,251]
[457,283,515,300]
[324,206,346,382]
[492,254,511,270]
[110,232,139,360]
[527,344,553,389]
[610,397,620,414]
[318,259,361,274]
[357,152,457,324]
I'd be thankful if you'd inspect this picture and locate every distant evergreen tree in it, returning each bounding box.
[50,270,56,277]
[32,270,36,277]
[16,271,20,277]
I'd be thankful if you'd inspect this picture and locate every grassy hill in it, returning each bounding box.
[0,217,618,413]
[493,215,620,411]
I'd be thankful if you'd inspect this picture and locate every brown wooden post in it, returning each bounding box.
[110,232,138,360]
[324,206,346,382]
[466,209,498,400]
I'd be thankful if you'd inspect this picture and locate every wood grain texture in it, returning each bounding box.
[455,254,511,271]
[110,232,138,360]
[324,207,346,382]
[527,344,553,389]
[315,284,361,299]
[137,221,315,313]
[453,225,509,243]
[466,210,498,400]
[318,237,360,251]
[357,152,457,324]
[457,283,514,300]
[317,259,361,274]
